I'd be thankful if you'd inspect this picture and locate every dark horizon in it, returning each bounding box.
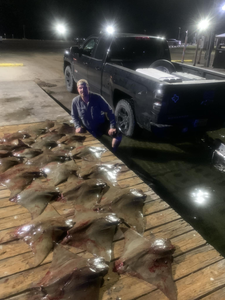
[1,0,225,41]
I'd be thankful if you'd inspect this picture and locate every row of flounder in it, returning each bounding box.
[0,119,177,300]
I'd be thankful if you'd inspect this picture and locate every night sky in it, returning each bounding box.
[0,0,225,40]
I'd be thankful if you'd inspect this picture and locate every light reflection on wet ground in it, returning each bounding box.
[99,130,225,257]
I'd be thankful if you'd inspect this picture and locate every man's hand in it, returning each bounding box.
[76,127,86,133]
[108,128,116,136]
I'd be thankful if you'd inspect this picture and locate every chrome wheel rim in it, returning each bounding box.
[117,107,130,134]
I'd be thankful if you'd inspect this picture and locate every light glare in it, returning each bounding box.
[56,24,66,34]
[190,188,211,205]
[198,19,210,31]
[106,26,115,34]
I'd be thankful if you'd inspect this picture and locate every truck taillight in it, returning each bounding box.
[153,89,163,111]
[153,102,162,111]
[155,89,163,100]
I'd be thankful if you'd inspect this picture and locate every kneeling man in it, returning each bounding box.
[71,79,122,151]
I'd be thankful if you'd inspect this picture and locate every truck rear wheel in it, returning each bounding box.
[65,65,76,93]
[115,99,138,137]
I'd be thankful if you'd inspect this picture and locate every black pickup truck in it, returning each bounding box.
[64,33,225,137]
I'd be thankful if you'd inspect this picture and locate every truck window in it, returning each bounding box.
[83,38,98,57]
[108,37,170,67]
[94,38,112,60]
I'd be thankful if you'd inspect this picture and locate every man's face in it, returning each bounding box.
[77,83,89,98]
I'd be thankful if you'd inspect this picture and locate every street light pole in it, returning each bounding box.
[181,30,188,63]
[205,33,215,67]
[193,36,201,66]
[178,27,181,40]
[193,19,210,66]
[204,0,219,67]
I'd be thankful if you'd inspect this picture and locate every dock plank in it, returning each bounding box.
[0,121,225,300]
[147,219,193,239]
[138,260,225,300]
[0,190,10,199]
[101,246,223,300]
[0,234,219,299]
[113,229,207,261]
[128,182,152,192]
[0,264,51,300]
[0,220,202,282]
[83,140,104,146]
[0,122,44,136]
[0,197,16,208]
[0,203,171,262]
[0,205,28,219]
[0,186,8,191]
[0,240,30,261]
[144,198,170,214]
[201,287,225,299]
[0,213,31,231]
[0,249,90,299]
[118,176,143,188]
[145,208,181,229]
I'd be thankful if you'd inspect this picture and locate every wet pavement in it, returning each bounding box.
[103,131,225,257]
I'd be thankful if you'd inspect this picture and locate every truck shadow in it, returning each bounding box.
[100,130,212,166]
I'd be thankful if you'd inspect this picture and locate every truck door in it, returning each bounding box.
[87,38,111,94]
[72,38,98,82]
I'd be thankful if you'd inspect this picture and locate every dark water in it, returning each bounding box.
[99,128,225,258]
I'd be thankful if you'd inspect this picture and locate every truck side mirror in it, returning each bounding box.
[70,46,80,55]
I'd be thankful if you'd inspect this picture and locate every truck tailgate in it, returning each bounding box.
[161,81,225,125]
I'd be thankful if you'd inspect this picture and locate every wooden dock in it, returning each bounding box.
[0,122,225,300]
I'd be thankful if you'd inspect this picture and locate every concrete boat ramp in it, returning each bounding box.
[0,81,68,126]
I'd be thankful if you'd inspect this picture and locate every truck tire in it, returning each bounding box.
[115,99,138,137]
[150,59,176,74]
[65,65,76,93]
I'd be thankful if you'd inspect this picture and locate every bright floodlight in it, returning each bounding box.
[222,4,225,11]
[198,19,210,31]
[56,24,66,34]
[106,26,115,34]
